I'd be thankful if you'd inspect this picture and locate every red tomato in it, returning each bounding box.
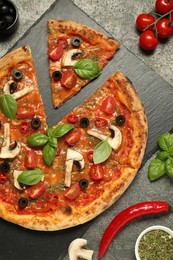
[60,70,78,89]
[67,113,78,123]
[155,0,173,15]
[0,172,8,184]
[17,108,35,119]
[24,150,38,169]
[65,129,81,146]
[100,96,116,115]
[87,151,94,162]
[139,31,158,51]
[156,18,173,38]
[58,36,68,48]
[90,164,104,180]
[47,43,63,61]
[64,183,81,200]
[136,13,155,31]
[19,121,30,134]
[46,192,58,204]
[27,182,46,199]
[94,117,108,128]
[171,12,173,32]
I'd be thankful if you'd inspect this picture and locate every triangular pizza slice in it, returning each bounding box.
[47,20,120,108]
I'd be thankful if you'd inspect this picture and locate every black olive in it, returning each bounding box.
[0,20,7,30]
[116,115,125,126]
[80,117,89,128]
[0,161,10,173]
[9,82,17,94]
[3,14,14,26]
[0,0,4,7]
[12,69,23,81]
[18,198,28,209]
[79,179,89,189]
[31,117,41,130]
[52,71,62,81]
[71,36,82,47]
[9,7,15,16]
[0,5,10,15]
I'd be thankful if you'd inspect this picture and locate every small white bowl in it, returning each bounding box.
[135,225,173,260]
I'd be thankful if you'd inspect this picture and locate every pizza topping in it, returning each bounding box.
[31,117,41,130]
[90,164,104,180]
[24,150,38,169]
[0,123,21,158]
[68,238,94,260]
[58,36,68,48]
[64,148,85,187]
[3,80,17,95]
[93,139,112,164]
[67,113,78,123]
[65,129,81,146]
[17,108,35,119]
[19,121,30,134]
[100,96,116,115]
[17,169,43,186]
[12,69,23,81]
[71,36,82,47]
[80,117,90,128]
[0,161,10,173]
[79,179,89,189]
[13,170,23,190]
[9,82,17,94]
[64,183,81,200]
[74,58,101,80]
[27,182,46,199]
[87,151,94,163]
[60,70,78,89]
[47,43,63,61]
[94,118,108,128]
[52,70,62,81]
[0,173,8,184]
[11,84,34,100]
[45,192,58,204]
[18,198,28,209]
[61,49,82,67]
[0,94,17,119]
[116,115,125,126]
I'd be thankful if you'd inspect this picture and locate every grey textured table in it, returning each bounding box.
[0,1,173,260]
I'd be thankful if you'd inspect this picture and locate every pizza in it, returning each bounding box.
[47,20,120,108]
[0,44,148,231]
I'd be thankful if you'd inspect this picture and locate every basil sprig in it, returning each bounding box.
[93,139,112,164]
[17,169,43,185]
[148,132,173,181]
[0,94,17,119]
[27,123,74,166]
[74,59,101,80]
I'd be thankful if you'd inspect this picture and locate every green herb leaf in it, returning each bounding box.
[93,139,112,164]
[53,123,74,138]
[156,151,170,161]
[0,94,17,119]
[157,132,173,155]
[165,158,173,178]
[74,59,101,80]
[27,133,49,147]
[17,169,43,185]
[49,137,57,148]
[148,159,165,181]
[47,128,54,138]
[43,142,57,166]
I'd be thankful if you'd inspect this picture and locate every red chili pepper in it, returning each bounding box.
[98,201,173,259]
[0,172,8,184]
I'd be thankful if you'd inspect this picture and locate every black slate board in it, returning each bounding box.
[1,0,173,259]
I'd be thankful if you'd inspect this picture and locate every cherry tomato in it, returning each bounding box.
[27,182,46,199]
[156,18,173,38]
[19,121,30,134]
[100,96,116,115]
[155,0,173,15]
[90,164,104,180]
[65,129,81,146]
[46,192,58,204]
[17,108,35,119]
[24,150,38,169]
[64,183,81,200]
[47,43,63,61]
[58,36,68,48]
[139,31,158,51]
[136,13,155,31]
[87,151,94,162]
[60,70,78,89]
[94,117,108,128]
[67,113,78,123]
[171,12,173,32]
[0,172,8,184]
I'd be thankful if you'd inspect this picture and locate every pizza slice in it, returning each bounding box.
[47,20,120,108]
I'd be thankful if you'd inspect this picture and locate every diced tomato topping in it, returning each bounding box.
[64,183,81,200]
[46,192,58,204]
[0,172,8,184]
[100,96,116,115]
[60,70,78,89]
[19,121,30,134]
[17,108,35,119]
[90,164,104,180]
[58,36,68,48]
[24,150,38,169]
[87,151,94,163]
[94,117,108,128]
[67,113,78,123]
[47,43,63,61]
[27,182,46,199]
[65,129,81,146]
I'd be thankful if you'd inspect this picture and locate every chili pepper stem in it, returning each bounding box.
[169,205,173,212]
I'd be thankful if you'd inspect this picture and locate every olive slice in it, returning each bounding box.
[12,69,23,81]
[31,117,41,130]
[116,115,125,126]
[79,179,89,189]
[3,14,14,26]
[0,5,10,15]
[9,82,17,94]
[18,198,28,209]
[71,36,82,47]
[80,117,89,128]
[0,161,10,173]
[52,71,62,81]
[0,20,7,30]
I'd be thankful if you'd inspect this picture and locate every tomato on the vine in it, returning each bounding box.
[156,18,173,38]
[155,0,173,15]
[136,13,155,31]
[139,30,158,51]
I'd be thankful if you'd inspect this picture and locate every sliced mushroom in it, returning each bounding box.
[3,82,34,100]
[13,170,23,190]
[0,123,21,159]
[87,125,122,150]
[64,148,85,187]
[61,49,82,67]
[68,238,94,260]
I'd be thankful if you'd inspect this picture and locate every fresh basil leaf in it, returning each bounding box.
[148,159,165,181]
[157,132,173,155]
[47,128,54,138]
[74,59,101,80]
[49,137,57,148]
[27,133,49,147]
[93,139,112,164]
[156,151,170,161]
[43,142,57,166]
[165,158,173,178]
[0,94,17,119]
[53,123,74,138]
[17,169,43,185]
